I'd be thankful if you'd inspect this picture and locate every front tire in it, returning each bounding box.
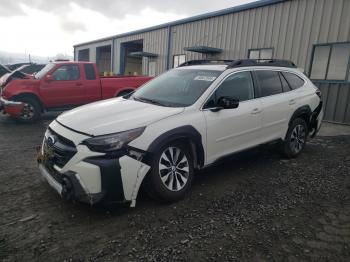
[14,97,41,123]
[282,118,308,158]
[146,142,194,202]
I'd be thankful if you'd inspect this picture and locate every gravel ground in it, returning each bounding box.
[0,113,349,262]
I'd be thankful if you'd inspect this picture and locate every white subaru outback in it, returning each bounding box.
[38,59,323,207]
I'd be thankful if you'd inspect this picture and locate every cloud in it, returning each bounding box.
[0,0,24,16]
[0,0,256,18]
[60,19,86,33]
[0,0,255,56]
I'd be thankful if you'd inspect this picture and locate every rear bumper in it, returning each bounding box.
[0,97,24,116]
[309,101,323,138]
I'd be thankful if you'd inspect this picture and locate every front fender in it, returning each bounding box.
[146,125,205,167]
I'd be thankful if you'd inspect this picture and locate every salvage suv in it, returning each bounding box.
[38,59,323,207]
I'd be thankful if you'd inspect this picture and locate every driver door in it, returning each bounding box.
[40,64,86,108]
[203,71,263,164]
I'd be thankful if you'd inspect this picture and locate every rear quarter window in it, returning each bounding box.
[84,64,96,80]
[282,72,305,90]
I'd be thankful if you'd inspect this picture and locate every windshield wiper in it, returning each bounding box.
[133,96,167,107]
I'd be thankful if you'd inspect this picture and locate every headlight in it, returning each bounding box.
[83,127,145,153]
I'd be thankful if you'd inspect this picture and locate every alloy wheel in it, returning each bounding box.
[290,124,306,154]
[20,103,35,120]
[158,147,189,192]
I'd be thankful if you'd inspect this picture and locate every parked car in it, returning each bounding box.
[0,64,11,78]
[7,63,46,75]
[37,59,323,207]
[0,61,152,122]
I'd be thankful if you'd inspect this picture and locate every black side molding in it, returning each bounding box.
[288,105,312,127]
[147,125,205,168]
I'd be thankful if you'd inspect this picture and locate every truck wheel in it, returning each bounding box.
[145,142,194,202]
[15,97,41,123]
[281,118,308,158]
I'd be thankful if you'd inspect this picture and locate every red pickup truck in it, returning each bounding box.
[0,61,152,122]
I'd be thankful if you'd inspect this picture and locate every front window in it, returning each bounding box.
[34,63,55,79]
[51,65,80,81]
[132,69,222,107]
[204,71,255,108]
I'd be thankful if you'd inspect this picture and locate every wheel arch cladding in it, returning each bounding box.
[12,93,44,111]
[289,105,312,127]
[146,125,205,168]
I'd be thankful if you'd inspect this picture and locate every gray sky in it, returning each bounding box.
[0,0,256,56]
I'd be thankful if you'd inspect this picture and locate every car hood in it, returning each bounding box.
[0,71,31,88]
[57,98,185,136]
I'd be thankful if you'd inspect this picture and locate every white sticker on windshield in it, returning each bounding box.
[194,76,217,82]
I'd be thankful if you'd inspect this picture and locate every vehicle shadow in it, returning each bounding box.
[100,143,282,215]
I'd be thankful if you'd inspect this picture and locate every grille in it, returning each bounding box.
[43,128,77,172]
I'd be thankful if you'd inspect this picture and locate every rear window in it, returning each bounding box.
[255,70,283,97]
[84,64,96,80]
[282,72,305,90]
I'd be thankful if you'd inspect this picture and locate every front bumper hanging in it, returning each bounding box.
[0,97,24,116]
[38,138,151,207]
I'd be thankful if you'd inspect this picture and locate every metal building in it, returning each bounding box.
[74,0,350,124]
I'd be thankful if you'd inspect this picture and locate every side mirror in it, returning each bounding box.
[214,96,239,111]
[45,74,53,82]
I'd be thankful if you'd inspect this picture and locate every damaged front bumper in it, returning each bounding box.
[37,122,150,207]
[0,96,24,117]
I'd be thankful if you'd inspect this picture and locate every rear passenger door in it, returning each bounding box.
[254,70,295,142]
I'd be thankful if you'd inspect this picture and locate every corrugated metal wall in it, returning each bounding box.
[74,0,350,124]
[113,28,169,75]
[167,0,350,123]
[169,0,350,73]
[317,83,350,124]
[75,40,113,67]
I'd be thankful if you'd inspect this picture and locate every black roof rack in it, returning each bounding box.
[227,59,297,68]
[178,60,234,67]
[178,59,297,69]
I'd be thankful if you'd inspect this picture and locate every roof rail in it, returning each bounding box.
[178,59,297,69]
[227,59,297,68]
[178,59,235,67]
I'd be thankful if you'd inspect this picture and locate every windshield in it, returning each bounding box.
[34,63,55,79]
[132,69,222,107]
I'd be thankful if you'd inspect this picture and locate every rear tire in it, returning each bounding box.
[14,97,41,123]
[281,118,308,158]
[145,142,194,202]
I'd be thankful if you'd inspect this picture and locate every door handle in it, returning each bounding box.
[289,99,296,105]
[76,82,83,86]
[251,108,262,114]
